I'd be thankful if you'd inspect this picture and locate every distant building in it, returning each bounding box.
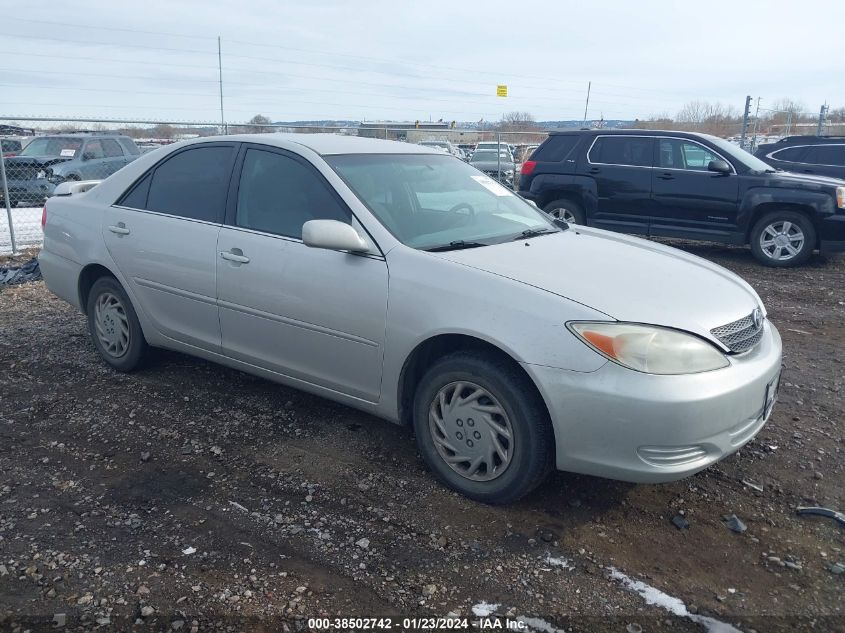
[358,120,449,140]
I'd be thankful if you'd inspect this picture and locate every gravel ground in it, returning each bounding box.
[0,243,843,632]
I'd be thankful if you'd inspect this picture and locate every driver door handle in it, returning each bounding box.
[220,249,250,264]
[657,172,675,180]
[108,223,130,235]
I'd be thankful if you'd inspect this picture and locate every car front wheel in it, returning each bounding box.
[86,276,148,372]
[412,351,554,504]
[750,210,816,267]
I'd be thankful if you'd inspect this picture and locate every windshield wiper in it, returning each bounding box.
[425,240,488,252]
[515,227,557,240]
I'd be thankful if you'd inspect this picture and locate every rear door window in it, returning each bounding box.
[145,145,235,222]
[815,145,845,166]
[83,140,105,160]
[589,136,653,167]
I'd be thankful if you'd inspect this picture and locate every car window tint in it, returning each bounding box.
[118,173,152,209]
[119,138,141,155]
[533,135,578,161]
[84,141,105,159]
[772,146,812,162]
[589,137,652,167]
[146,146,233,222]
[236,148,349,239]
[815,145,845,166]
[101,139,123,158]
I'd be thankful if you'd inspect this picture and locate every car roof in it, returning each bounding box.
[774,135,845,145]
[35,133,131,139]
[181,133,439,156]
[548,129,716,141]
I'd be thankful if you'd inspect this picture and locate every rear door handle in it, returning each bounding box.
[220,249,250,264]
[108,223,130,235]
[588,167,600,174]
[657,172,674,180]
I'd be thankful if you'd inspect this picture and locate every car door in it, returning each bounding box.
[650,137,740,239]
[102,143,238,351]
[583,135,654,234]
[216,144,389,402]
[100,138,128,177]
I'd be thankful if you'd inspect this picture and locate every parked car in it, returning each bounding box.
[418,140,463,159]
[475,141,513,160]
[1,138,22,157]
[755,136,845,180]
[1,133,140,207]
[40,134,782,504]
[518,130,845,267]
[469,149,516,187]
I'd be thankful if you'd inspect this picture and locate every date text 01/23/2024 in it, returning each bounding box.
[307,616,528,630]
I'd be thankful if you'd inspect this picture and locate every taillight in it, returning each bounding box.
[521,160,536,176]
[41,205,47,229]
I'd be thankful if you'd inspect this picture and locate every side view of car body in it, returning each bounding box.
[755,136,845,180]
[41,134,782,503]
[518,129,845,267]
[1,133,140,207]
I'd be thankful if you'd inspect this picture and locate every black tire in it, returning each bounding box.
[86,276,148,372]
[412,351,554,504]
[543,198,585,225]
[749,210,816,267]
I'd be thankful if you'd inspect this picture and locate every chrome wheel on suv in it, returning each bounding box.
[758,220,804,262]
[750,210,816,267]
[543,198,585,225]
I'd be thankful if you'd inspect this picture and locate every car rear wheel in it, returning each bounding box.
[543,199,585,225]
[412,351,554,504]
[750,210,816,267]
[86,276,148,372]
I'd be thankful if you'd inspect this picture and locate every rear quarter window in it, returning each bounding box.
[532,135,579,162]
[815,145,845,167]
[771,146,813,162]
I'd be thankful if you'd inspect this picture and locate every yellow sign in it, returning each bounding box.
[496,85,508,97]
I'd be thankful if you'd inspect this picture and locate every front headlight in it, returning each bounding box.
[568,322,730,375]
[836,186,844,209]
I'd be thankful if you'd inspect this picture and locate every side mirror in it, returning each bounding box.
[708,159,731,174]
[302,219,369,253]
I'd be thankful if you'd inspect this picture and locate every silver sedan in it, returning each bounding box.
[40,134,782,503]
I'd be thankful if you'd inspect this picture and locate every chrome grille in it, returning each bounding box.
[711,312,764,353]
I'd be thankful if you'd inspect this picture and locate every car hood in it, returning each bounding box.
[5,156,72,167]
[431,226,763,346]
[471,161,515,170]
[753,170,845,188]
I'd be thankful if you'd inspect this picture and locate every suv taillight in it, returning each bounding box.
[41,205,47,229]
[521,160,536,176]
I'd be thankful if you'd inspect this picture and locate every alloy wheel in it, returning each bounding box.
[549,207,577,224]
[759,220,805,261]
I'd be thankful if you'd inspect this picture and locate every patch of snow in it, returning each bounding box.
[182,546,196,555]
[0,206,43,253]
[544,554,574,570]
[609,567,744,633]
[516,615,566,633]
[471,602,499,617]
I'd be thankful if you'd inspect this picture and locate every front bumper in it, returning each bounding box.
[523,321,782,483]
[819,214,845,255]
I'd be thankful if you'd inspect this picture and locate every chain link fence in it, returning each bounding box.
[0,117,551,253]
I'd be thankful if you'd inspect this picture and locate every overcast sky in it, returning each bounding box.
[1,0,842,125]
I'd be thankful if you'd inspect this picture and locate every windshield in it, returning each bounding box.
[327,153,557,250]
[19,137,83,158]
[704,135,775,173]
[471,151,510,162]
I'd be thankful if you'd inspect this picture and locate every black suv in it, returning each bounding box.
[518,129,845,266]
[755,136,845,180]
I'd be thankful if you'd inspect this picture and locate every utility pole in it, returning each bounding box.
[582,81,591,127]
[785,110,793,136]
[740,95,752,150]
[817,104,828,136]
[750,97,761,152]
[0,149,17,254]
[218,36,226,134]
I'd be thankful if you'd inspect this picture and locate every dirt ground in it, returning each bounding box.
[0,243,843,632]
